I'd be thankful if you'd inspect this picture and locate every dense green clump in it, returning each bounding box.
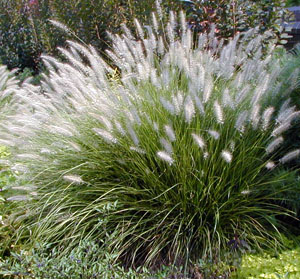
[1,10,300,271]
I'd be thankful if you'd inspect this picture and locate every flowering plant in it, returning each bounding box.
[2,10,300,268]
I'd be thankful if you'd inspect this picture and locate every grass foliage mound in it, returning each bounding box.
[2,12,300,267]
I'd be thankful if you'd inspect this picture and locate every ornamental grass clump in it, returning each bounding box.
[2,11,300,268]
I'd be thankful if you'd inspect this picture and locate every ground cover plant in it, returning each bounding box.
[236,247,300,279]
[1,8,300,278]
[0,240,182,279]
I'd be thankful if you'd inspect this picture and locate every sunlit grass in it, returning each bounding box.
[1,11,300,270]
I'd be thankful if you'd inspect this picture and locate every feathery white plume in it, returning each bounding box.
[193,94,205,115]
[134,18,145,39]
[63,174,84,184]
[221,150,232,163]
[157,151,174,165]
[7,195,30,201]
[130,146,146,154]
[172,92,184,115]
[191,133,206,149]
[203,78,213,103]
[208,130,220,140]
[250,104,260,129]
[214,101,224,124]
[241,190,251,195]
[222,88,234,109]
[0,139,15,147]
[151,12,159,34]
[11,164,28,173]
[272,122,290,137]
[68,142,81,152]
[184,95,195,123]
[93,128,117,144]
[49,19,71,34]
[262,107,274,130]
[235,111,248,132]
[114,121,126,135]
[280,149,300,164]
[266,137,283,154]
[40,148,52,154]
[160,97,175,115]
[49,125,74,137]
[265,161,275,170]
[90,114,113,131]
[127,124,139,146]
[155,0,163,20]
[164,125,176,142]
[160,137,173,154]
[16,154,42,160]
[276,105,295,124]
[283,111,300,125]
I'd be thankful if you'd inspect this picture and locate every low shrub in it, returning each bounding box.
[2,11,300,271]
[184,0,290,40]
[0,0,292,72]
[0,0,181,72]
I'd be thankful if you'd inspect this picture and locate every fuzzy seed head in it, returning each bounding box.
[241,190,251,195]
[235,111,248,132]
[160,137,173,154]
[265,161,275,170]
[208,130,220,140]
[63,175,84,184]
[164,125,176,142]
[157,151,174,165]
[222,88,234,109]
[203,78,213,103]
[250,105,260,129]
[214,101,224,124]
[279,149,300,164]
[7,195,30,201]
[272,122,290,137]
[191,133,206,149]
[68,142,81,152]
[114,121,126,136]
[130,146,146,154]
[93,128,118,144]
[172,92,184,115]
[160,97,175,115]
[193,94,205,115]
[266,137,283,154]
[127,124,139,146]
[184,96,195,124]
[262,107,274,130]
[221,150,232,163]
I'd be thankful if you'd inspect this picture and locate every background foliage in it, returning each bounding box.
[183,0,290,41]
[0,0,181,72]
[0,0,294,73]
